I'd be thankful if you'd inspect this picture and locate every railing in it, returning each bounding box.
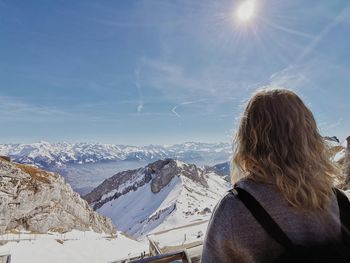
[129,250,191,263]
[0,253,11,263]
[110,247,202,263]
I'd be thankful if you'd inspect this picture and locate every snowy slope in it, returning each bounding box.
[86,159,231,237]
[149,171,229,235]
[0,230,147,263]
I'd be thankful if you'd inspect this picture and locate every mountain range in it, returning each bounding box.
[0,141,231,168]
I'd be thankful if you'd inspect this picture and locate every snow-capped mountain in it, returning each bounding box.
[324,136,347,164]
[0,157,115,234]
[84,159,231,237]
[0,141,231,168]
[205,161,231,182]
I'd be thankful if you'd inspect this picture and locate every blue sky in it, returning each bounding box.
[0,0,349,145]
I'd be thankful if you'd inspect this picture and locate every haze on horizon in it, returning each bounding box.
[1,0,349,145]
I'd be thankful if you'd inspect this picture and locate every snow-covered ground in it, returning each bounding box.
[0,230,148,263]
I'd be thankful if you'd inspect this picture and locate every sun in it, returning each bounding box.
[236,0,256,22]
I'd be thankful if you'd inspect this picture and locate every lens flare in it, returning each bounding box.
[236,0,255,21]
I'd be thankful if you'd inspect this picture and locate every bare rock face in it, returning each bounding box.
[0,158,116,235]
[150,159,208,193]
[0,156,10,162]
[150,159,177,193]
[344,136,350,187]
[324,136,340,143]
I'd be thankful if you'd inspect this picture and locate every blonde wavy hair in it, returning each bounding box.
[232,88,340,210]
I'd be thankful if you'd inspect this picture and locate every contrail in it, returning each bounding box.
[135,69,144,113]
[171,99,208,118]
[268,5,350,88]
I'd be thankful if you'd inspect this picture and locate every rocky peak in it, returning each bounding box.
[344,136,350,182]
[0,158,115,235]
[149,159,208,193]
[84,167,153,205]
[324,136,340,143]
[0,156,11,162]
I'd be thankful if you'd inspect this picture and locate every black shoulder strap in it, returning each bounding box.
[232,187,293,248]
[333,188,350,246]
[234,187,350,249]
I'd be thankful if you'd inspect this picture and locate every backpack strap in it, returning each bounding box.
[233,187,350,249]
[232,187,293,249]
[333,188,350,246]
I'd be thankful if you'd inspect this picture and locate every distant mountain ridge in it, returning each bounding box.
[205,161,231,182]
[0,141,231,168]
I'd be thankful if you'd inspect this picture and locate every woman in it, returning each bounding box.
[201,88,346,262]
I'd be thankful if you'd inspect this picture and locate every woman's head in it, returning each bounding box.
[233,88,340,210]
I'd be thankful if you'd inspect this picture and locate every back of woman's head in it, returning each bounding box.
[233,88,340,210]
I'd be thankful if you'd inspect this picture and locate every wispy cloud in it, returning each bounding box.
[134,68,144,113]
[319,118,343,131]
[298,9,348,62]
[269,5,350,88]
[140,58,203,100]
[259,17,315,40]
[137,103,144,113]
[0,95,68,121]
[269,64,312,89]
[139,58,250,102]
[0,95,173,123]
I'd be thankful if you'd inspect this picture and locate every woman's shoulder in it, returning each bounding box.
[210,178,281,227]
[213,178,259,214]
[214,190,239,211]
[215,189,240,209]
[210,187,249,225]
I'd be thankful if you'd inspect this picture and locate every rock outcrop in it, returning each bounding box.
[0,158,115,235]
[323,135,350,189]
[149,159,208,193]
[344,136,350,188]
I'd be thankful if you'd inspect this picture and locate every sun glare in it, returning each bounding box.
[236,0,255,22]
